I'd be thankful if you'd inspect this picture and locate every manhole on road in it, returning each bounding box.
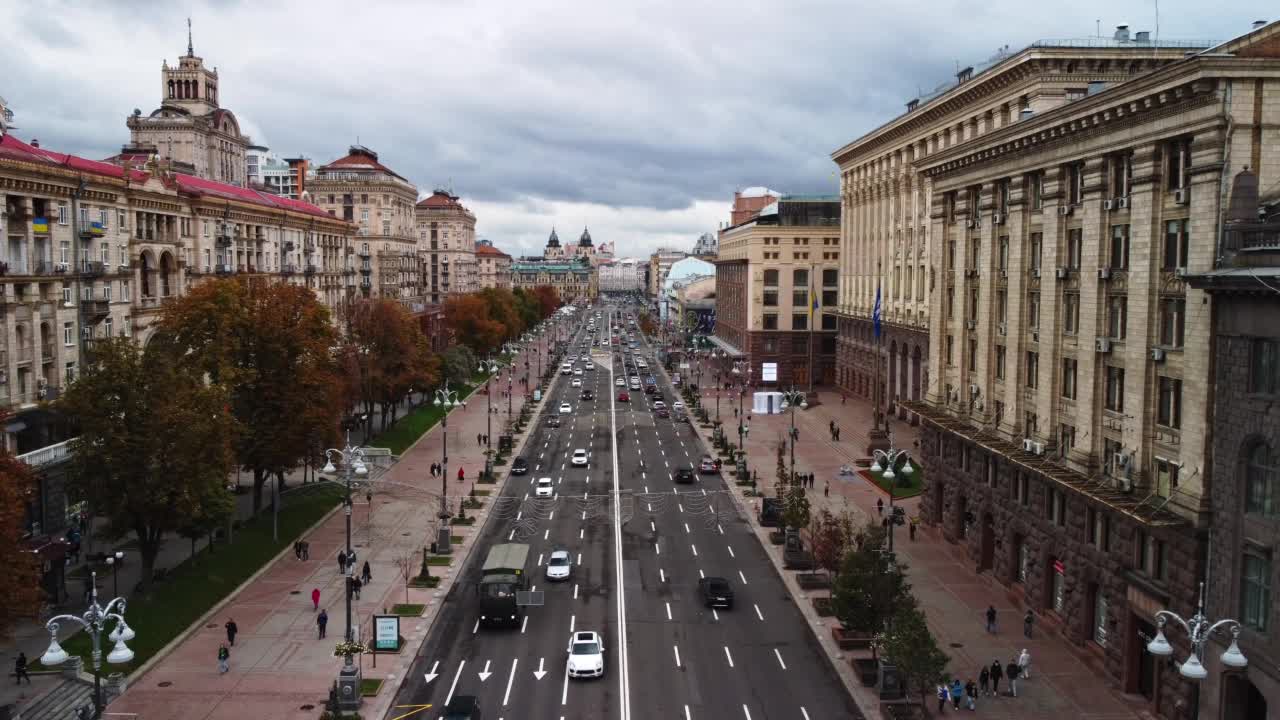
[299,704,315,711]
[158,681,173,687]
[205,624,217,629]
[950,642,964,648]
[290,590,301,595]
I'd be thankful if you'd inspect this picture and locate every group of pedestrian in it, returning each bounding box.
[429,463,442,477]
[292,540,311,560]
[827,420,841,442]
[476,432,491,445]
[347,575,364,599]
[794,472,816,489]
[985,606,1036,638]
[936,652,1030,712]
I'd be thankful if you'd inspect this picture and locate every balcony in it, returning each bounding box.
[80,299,110,319]
[359,266,372,275]
[17,438,72,470]
[40,344,53,363]
[16,346,34,364]
[215,263,234,275]
[357,249,372,259]
[79,261,106,278]
[281,264,297,276]
[79,222,106,240]
[284,241,296,251]
[343,268,356,276]
[304,265,318,275]
[215,235,234,248]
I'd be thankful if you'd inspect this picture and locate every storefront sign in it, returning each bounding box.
[374,615,400,651]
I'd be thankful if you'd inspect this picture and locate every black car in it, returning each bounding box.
[547,416,561,428]
[443,695,482,720]
[698,576,734,609]
[674,466,695,483]
[511,457,529,475]
[581,389,594,400]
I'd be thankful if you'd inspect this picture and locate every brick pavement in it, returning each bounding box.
[683,353,1153,719]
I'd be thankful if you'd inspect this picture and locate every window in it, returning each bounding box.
[1067,162,1084,205]
[62,322,73,346]
[995,345,1006,380]
[57,203,68,225]
[945,286,955,319]
[79,206,89,227]
[792,287,808,307]
[822,268,837,286]
[1028,171,1044,210]
[994,400,1005,425]
[944,191,957,223]
[1157,376,1182,429]
[917,265,925,300]
[1242,549,1272,631]
[1047,489,1066,526]
[382,220,391,236]
[998,236,1009,271]
[1093,589,1110,646]
[1061,358,1077,399]
[1245,442,1277,516]
[1017,540,1030,582]
[1016,474,1030,506]
[1159,298,1185,347]
[1104,437,1123,477]
[1063,293,1079,334]
[1107,296,1127,339]
[1111,152,1133,199]
[1136,532,1166,581]
[763,290,778,307]
[59,241,69,264]
[1167,137,1191,191]
[360,209,369,223]
[1250,339,1280,393]
[1163,219,1189,270]
[967,288,979,321]
[118,210,127,229]
[1154,457,1180,498]
[762,314,778,330]
[997,290,1008,324]
[821,314,837,331]
[1109,225,1130,269]
[1087,508,1110,550]
[1029,232,1042,271]
[1105,366,1125,412]
[967,339,977,368]
[947,239,957,270]
[791,335,809,353]
[1025,351,1039,388]
[1027,292,1040,329]
[1066,229,1082,269]
[792,313,808,331]
[1060,423,1076,457]
[946,336,955,366]
[121,281,130,302]
[103,317,112,337]
[102,283,111,302]
[61,284,71,305]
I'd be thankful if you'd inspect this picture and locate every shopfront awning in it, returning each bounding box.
[707,335,745,357]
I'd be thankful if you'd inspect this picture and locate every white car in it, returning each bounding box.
[615,377,625,387]
[560,402,572,414]
[567,631,605,679]
[572,448,589,467]
[672,401,685,412]
[653,401,666,411]
[535,477,555,498]
[580,354,590,362]
[561,363,573,375]
[574,369,584,376]
[571,378,582,387]
[545,550,572,581]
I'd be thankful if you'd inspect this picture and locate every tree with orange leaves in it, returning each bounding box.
[0,446,42,638]
[343,299,439,436]
[531,285,561,319]
[444,293,507,356]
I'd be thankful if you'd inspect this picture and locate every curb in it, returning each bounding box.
[396,373,495,458]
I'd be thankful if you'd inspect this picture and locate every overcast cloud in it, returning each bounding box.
[0,0,1270,257]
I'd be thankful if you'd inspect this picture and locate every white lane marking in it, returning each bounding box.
[472,620,479,634]
[550,511,555,520]
[699,569,705,579]
[570,614,576,634]
[717,524,724,535]
[608,361,632,720]
[577,553,582,565]
[478,660,493,682]
[684,523,690,534]
[544,528,550,540]
[508,530,515,541]
[712,608,719,621]
[724,646,735,668]
[561,663,570,705]
[521,615,529,634]
[423,660,440,684]
[644,485,649,494]
[801,708,810,720]
[516,511,523,521]
[774,648,787,670]
[678,504,684,513]
[742,706,752,720]
[537,553,543,566]
[754,604,764,621]
[660,568,666,582]
[684,707,691,720]
[503,658,519,706]
[654,542,660,555]
[574,584,579,599]
[580,528,585,538]
[650,520,655,532]
[666,602,672,620]
[691,544,698,557]
[445,660,466,706]
[673,645,682,667]
[739,570,748,585]
[727,546,735,558]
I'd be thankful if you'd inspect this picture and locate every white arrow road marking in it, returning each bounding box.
[724,646,734,668]
[502,658,519,706]
[521,615,529,634]
[673,645,682,668]
[533,657,547,680]
[754,604,764,621]
[666,602,672,620]
[445,660,466,706]
[423,660,440,684]
[774,649,787,670]
[739,570,748,585]
[479,660,493,682]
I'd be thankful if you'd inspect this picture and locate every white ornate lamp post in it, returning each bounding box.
[478,356,504,480]
[321,437,369,643]
[870,447,914,557]
[781,387,807,488]
[40,572,135,718]
[1146,582,1248,684]
[433,382,466,522]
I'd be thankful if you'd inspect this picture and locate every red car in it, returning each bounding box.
[617,391,630,402]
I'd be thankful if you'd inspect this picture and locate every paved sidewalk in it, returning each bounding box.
[682,354,1151,719]
[102,338,551,720]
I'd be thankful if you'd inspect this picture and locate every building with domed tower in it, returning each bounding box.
[113,23,251,186]
[415,189,477,303]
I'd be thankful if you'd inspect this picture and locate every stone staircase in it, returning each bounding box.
[16,679,94,720]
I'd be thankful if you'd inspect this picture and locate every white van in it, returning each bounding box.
[561,363,574,375]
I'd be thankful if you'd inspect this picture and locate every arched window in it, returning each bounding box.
[1245,441,1277,516]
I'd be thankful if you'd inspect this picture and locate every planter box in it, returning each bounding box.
[796,573,830,590]
[832,626,875,650]
[811,596,835,617]
[768,530,786,545]
[853,657,880,686]
[878,702,924,720]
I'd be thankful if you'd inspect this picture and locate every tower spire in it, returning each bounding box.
[187,17,193,57]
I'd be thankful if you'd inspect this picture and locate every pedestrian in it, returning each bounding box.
[876,497,884,516]
[829,419,835,435]
[14,652,30,685]
[317,609,328,639]
[964,679,977,711]
[985,605,997,633]
[362,560,372,584]
[824,482,829,498]
[1006,659,1020,697]
[1023,609,1035,638]
[311,587,320,611]
[217,644,230,674]
[302,541,310,560]
[1018,648,1032,679]
[353,576,363,600]
[909,518,917,541]
[936,684,948,714]
[950,678,963,709]
[294,541,301,559]
[224,618,238,646]
[835,427,840,441]
[978,665,989,696]
[458,467,465,483]
[990,660,1003,697]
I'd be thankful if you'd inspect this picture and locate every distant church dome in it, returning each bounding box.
[547,227,561,248]
[578,226,593,247]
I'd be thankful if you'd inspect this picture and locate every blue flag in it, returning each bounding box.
[873,285,882,339]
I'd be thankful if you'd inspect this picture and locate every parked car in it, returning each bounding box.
[698,576,734,609]
[511,457,529,475]
[699,456,717,474]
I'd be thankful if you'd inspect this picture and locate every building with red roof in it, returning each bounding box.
[416,189,478,303]
[475,240,512,289]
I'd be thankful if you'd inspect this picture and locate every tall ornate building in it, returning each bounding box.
[116,28,251,185]
[544,226,606,265]
[309,146,420,304]
[510,259,596,302]
[415,189,477,303]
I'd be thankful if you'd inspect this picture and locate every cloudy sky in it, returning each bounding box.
[0,1,1270,257]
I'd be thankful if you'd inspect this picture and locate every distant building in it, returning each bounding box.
[246,145,300,198]
[511,258,596,303]
[476,240,512,289]
[691,232,718,259]
[600,257,645,293]
[544,226,607,265]
[661,257,715,322]
[416,189,478,303]
[648,248,687,300]
[730,187,782,226]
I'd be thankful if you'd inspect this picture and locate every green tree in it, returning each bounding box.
[831,523,913,642]
[441,346,478,386]
[512,288,541,330]
[59,337,236,587]
[808,510,855,581]
[0,445,42,638]
[783,480,810,531]
[878,604,950,708]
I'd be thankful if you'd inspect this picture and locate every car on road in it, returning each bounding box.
[652,400,666,411]
[443,695,482,720]
[571,378,582,387]
[580,354,590,362]
[545,550,572,581]
[559,402,572,414]
[699,456,718,474]
[566,631,606,679]
[511,457,529,475]
[560,363,573,375]
[615,377,625,387]
[581,389,594,400]
[617,391,629,402]
[547,415,561,428]
[571,448,589,466]
[674,466,695,483]
[655,406,669,418]
[672,401,685,413]
[574,368,583,376]
[535,477,555,498]
[698,576,734,609]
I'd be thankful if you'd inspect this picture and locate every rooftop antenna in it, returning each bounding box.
[187,17,193,57]
[1096,18,1101,37]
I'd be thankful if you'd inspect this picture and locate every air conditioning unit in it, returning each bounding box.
[1102,199,1114,211]
[1115,452,1132,472]
[1117,476,1133,493]
[1058,205,1073,217]
[1031,268,1041,279]
[1173,188,1189,205]
[1117,196,1129,209]
[0,370,7,384]
[1032,441,1045,456]
[991,212,1005,225]
[969,383,980,397]
[1000,269,1008,279]
[55,262,69,271]
[1056,267,1069,279]
[966,320,976,330]
[967,269,980,279]
[1098,267,1112,280]
[1150,347,1166,362]
[1174,267,1187,278]
[997,323,1006,336]
[1022,438,1035,452]
[1095,337,1112,353]
[965,219,976,229]
[1031,329,1039,343]
[118,263,130,270]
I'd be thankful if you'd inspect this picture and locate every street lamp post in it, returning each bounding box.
[40,572,136,719]
[322,436,369,644]
[1146,581,1248,700]
[781,388,807,489]
[479,357,503,480]
[870,447,914,558]
[433,382,466,520]
[105,551,124,599]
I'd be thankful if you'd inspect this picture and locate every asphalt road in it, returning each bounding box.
[390,305,857,720]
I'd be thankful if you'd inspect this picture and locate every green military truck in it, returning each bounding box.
[478,543,530,628]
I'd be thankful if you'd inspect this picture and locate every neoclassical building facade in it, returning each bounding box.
[416,190,477,303]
